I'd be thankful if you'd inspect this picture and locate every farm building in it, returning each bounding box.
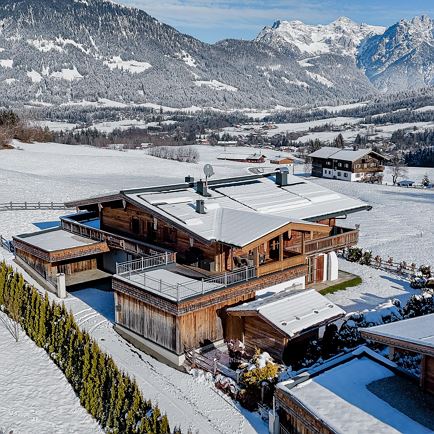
[361,314,434,395]
[217,152,266,163]
[13,171,369,365]
[270,157,294,165]
[309,147,387,182]
[270,346,434,434]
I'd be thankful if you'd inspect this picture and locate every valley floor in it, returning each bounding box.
[0,142,433,433]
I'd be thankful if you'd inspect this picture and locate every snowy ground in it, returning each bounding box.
[0,142,433,433]
[0,312,103,434]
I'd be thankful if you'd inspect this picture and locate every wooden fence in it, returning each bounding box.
[0,202,71,211]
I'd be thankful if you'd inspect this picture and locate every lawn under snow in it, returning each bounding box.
[0,142,433,433]
[0,312,103,434]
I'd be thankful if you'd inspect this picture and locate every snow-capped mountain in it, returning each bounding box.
[357,15,434,92]
[256,17,385,56]
[0,0,377,109]
[0,0,432,109]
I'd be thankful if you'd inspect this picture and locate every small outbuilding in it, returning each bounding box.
[226,289,345,363]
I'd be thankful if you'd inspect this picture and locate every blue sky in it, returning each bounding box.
[121,0,434,42]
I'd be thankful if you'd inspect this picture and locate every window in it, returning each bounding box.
[131,217,140,234]
[338,162,342,167]
[344,173,348,178]
[344,163,349,169]
[337,171,342,176]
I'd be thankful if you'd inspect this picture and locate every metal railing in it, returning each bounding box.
[118,266,257,301]
[116,252,176,275]
[0,202,70,211]
[202,266,256,287]
[0,234,14,253]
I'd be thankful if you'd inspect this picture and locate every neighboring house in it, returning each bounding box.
[270,346,434,434]
[13,172,369,366]
[217,153,266,163]
[309,147,387,182]
[361,314,434,395]
[226,289,345,363]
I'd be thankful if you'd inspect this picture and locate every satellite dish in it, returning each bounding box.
[204,164,215,179]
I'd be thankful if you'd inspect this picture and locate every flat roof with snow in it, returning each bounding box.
[278,350,432,434]
[227,289,345,338]
[361,313,434,356]
[14,228,100,252]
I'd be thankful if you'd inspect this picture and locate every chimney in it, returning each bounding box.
[196,199,206,214]
[185,175,194,183]
[276,170,288,186]
[196,180,208,196]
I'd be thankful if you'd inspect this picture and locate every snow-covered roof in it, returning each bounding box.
[277,349,432,434]
[14,228,101,252]
[217,153,265,161]
[227,289,345,337]
[361,313,434,356]
[309,146,385,162]
[67,173,370,246]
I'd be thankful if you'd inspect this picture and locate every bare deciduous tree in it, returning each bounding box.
[390,155,408,185]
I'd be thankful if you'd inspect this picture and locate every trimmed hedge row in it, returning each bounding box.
[0,262,175,434]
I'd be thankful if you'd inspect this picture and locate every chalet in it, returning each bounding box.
[309,147,387,182]
[226,289,345,363]
[217,152,266,163]
[13,172,369,366]
[361,314,434,395]
[270,346,434,434]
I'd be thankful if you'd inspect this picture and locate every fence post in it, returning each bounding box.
[165,251,168,265]
[9,201,12,210]
[202,278,204,294]
[245,265,248,281]
[141,256,145,271]
[224,272,227,287]
[213,358,217,375]
[51,202,54,209]
[24,201,27,210]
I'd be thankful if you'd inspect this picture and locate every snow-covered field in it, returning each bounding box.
[0,142,433,433]
[0,312,103,434]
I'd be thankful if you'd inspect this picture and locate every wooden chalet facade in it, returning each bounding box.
[13,172,369,366]
[309,147,387,183]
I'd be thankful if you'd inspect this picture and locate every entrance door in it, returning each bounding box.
[315,255,324,282]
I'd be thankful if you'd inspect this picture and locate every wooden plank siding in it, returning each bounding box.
[421,355,434,395]
[113,264,307,355]
[276,388,336,434]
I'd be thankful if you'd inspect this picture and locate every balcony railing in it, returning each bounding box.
[116,266,256,302]
[258,255,306,277]
[304,227,358,255]
[61,216,171,256]
[116,252,177,275]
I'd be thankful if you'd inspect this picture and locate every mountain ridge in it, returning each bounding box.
[0,0,431,109]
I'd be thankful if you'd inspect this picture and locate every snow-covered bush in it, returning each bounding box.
[346,247,363,262]
[410,275,427,289]
[239,350,279,411]
[402,292,434,318]
[418,265,432,278]
[393,352,422,377]
[359,250,373,266]
[215,374,240,400]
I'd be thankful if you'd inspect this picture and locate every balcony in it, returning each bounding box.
[61,213,172,257]
[304,227,359,255]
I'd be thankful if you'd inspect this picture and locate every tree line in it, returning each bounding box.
[0,262,177,434]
